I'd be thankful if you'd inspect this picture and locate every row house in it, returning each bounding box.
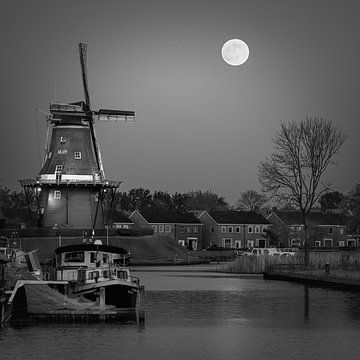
[266,210,347,248]
[198,210,271,249]
[110,211,134,229]
[129,210,202,250]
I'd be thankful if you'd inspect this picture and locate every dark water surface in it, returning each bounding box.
[1,265,360,360]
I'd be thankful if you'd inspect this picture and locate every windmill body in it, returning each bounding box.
[20,44,134,230]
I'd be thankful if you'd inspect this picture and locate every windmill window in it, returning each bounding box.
[54,190,61,200]
[60,136,66,143]
[74,152,82,159]
[58,149,67,155]
[55,165,63,173]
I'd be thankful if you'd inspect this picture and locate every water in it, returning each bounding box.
[1,265,360,360]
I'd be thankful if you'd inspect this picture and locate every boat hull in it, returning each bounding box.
[74,280,139,309]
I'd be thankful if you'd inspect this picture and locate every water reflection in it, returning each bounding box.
[1,268,360,360]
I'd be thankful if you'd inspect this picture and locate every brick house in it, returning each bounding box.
[109,211,134,229]
[266,210,347,248]
[129,210,203,250]
[198,210,271,249]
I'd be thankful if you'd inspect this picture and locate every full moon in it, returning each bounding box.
[221,39,249,66]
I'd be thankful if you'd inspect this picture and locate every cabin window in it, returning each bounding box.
[55,165,63,174]
[74,151,82,159]
[64,251,84,262]
[60,136,66,143]
[90,252,97,263]
[54,190,61,200]
[117,270,128,280]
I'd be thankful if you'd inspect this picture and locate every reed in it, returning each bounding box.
[220,252,360,274]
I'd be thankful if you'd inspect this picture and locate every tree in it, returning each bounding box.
[185,190,228,210]
[319,191,344,210]
[124,188,153,212]
[236,190,267,212]
[346,182,360,235]
[258,117,345,266]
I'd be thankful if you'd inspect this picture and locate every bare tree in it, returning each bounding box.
[258,117,345,266]
[236,189,267,212]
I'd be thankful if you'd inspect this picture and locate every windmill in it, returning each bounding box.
[20,43,134,230]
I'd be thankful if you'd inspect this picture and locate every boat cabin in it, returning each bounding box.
[55,243,130,283]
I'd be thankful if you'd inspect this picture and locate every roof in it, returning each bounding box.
[140,211,201,224]
[55,244,128,255]
[272,211,346,226]
[110,211,133,224]
[208,210,269,224]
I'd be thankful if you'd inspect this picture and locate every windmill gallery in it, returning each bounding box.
[19,44,135,230]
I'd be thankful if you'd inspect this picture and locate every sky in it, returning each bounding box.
[1,0,360,206]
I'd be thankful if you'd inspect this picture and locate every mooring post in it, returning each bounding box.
[99,287,106,321]
[138,286,145,323]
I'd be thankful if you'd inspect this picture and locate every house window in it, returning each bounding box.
[165,225,171,233]
[228,226,233,233]
[221,226,226,233]
[262,226,267,233]
[347,239,356,247]
[324,238,333,247]
[235,227,240,233]
[210,226,215,233]
[248,226,253,233]
[193,226,198,233]
[159,225,164,233]
[179,226,185,233]
[315,241,321,247]
[186,226,191,233]
[340,229,344,235]
[152,225,157,233]
[54,190,61,200]
[74,151,82,159]
[223,238,232,248]
[328,227,333,234]
[255,226,260,233]
[178,240,185,247]
[60,136,66,143]
[296,226,302,231]
[55,165,63,173]
[290,226,294,231]
[339,240,345,247]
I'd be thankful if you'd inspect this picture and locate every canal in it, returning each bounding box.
[1,264,360,360]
